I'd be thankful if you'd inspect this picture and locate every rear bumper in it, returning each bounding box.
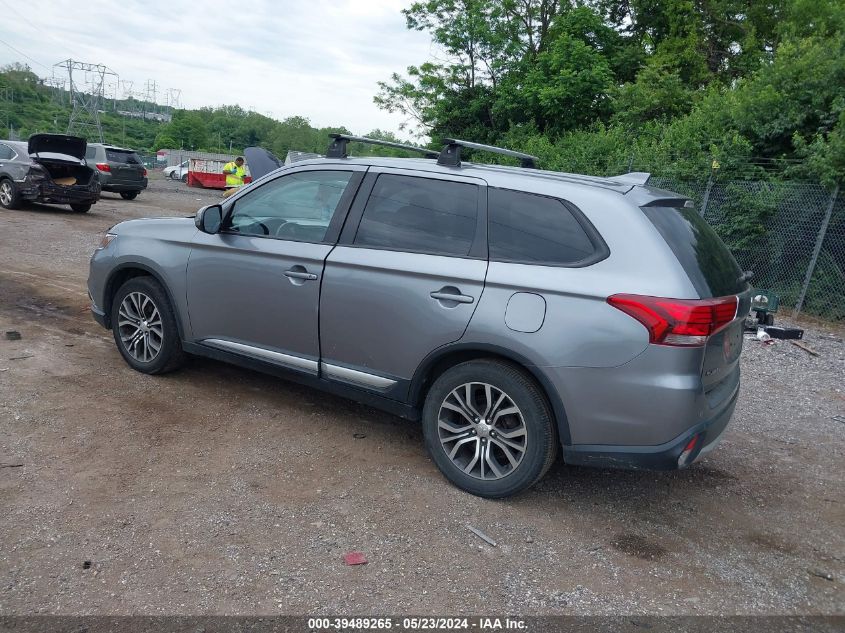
[91,305,108,329]
[21,180,100,205]
[562,385,738,470]
[102,177,148,192]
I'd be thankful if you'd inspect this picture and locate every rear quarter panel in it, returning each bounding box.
[462,183,698,369]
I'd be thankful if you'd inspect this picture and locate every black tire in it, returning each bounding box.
[120,191,139,200]
[0,177,21,210]
[70,202,92,213]
[422,359,558,498]
[169,171,178,180]
[181,173,188,183]
[110,276,185,375]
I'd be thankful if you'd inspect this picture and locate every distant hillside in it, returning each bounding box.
[0,63,414,157]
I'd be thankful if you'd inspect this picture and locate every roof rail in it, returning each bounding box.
[438,138,539,169]
[326,133,439,159]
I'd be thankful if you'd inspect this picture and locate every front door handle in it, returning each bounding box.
[430,289,474,304]
[285,270,318,281]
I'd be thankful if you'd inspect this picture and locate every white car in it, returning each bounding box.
[162,160,189,181]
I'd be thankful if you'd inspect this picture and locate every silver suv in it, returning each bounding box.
[88,135,751,497]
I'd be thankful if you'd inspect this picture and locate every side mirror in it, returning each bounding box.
[195,204,223,234]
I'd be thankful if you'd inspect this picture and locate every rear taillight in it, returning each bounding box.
[607,294,738,347]
[142,168,148,177]
[96,163,110,172]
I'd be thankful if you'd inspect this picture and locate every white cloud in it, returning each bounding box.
[0,0,433,135]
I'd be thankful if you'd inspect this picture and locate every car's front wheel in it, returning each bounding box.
[422,359,558,498]
[0,178,21,210]
[111,276,185,374]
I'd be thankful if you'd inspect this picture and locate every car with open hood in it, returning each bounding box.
[0,134,101,213]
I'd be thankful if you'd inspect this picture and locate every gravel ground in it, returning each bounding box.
[0,175,843,616]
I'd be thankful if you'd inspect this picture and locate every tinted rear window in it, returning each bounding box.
[641,204,745,297]
[354,174,478,257]
[488,188,598,265]
[106,149,141,164]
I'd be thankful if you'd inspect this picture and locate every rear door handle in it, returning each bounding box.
[430,290,474,304]
[285,270,318,281]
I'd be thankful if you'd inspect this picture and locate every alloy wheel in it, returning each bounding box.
[437,382,528,480]
[118,291,163,363]
[0,181,12,206]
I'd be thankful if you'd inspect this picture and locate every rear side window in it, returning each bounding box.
[355,174,478,257]
[488,188,598,265]
[641,204,744,297]
[85,146,97,160]
[0,144,14,160]
[106,149,141,164]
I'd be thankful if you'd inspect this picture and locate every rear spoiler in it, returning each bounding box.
[615,172,651,185]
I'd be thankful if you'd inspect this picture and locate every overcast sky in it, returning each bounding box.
[0,0,433,136]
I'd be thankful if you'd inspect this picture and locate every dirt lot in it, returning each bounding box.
[0,175,843,616]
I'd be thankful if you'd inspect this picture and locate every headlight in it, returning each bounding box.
[97,233,117,250]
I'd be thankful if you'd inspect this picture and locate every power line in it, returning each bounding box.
[0,0,77,59]
[0,37,49,70]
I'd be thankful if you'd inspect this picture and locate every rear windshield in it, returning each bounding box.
[106,149,142,164]
[641,204,745,298]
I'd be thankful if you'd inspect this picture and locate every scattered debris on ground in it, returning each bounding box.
[467,525,497,547]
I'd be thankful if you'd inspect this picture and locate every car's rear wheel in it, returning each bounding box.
[120,191,139,200]
[422,359,558,498]
[70,202,92,213]
[181,173,188,183]
[111,276,185,374]
[0,178,21,210]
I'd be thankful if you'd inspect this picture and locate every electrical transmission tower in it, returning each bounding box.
[143,79,158,118]
[42,76,67,106]
[164,88,182,110]
[54,59,118,142]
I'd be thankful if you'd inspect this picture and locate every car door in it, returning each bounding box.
[319,167,488,393]
[186,164,365,374]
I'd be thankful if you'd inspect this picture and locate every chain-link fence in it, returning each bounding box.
[651,175,843,321]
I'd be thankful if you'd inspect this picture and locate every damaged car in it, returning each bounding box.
[0,134,101,213]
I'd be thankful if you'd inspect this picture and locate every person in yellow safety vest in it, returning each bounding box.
[222,156,246,194]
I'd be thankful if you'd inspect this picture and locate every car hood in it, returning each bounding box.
[28,134,87,160]
[112,216,196,235]
[244,146,283,180]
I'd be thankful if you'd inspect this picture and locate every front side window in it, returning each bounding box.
[226,170,353,242]
[488,188,598,265]
[354,174,478,257]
